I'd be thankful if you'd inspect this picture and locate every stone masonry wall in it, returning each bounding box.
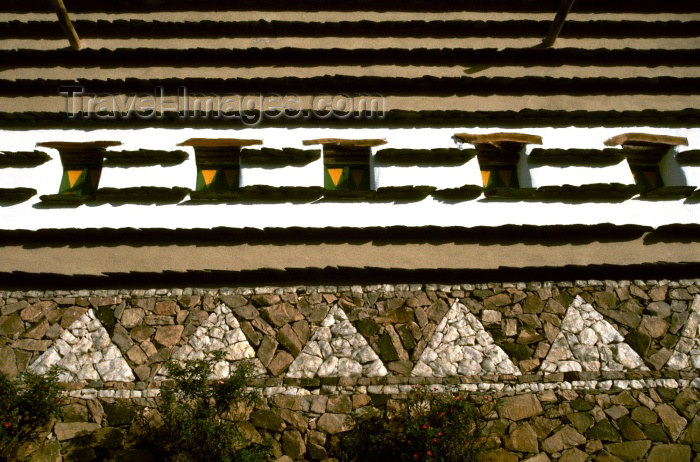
[1,280,699,461]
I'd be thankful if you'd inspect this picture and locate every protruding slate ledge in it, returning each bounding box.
[92,187,190,205]
[8,19,700,40]
[102,149,188,167]
[319,186,437,203]
[454,132,543,152]
[374,148,476,165]
[432,185,484,201]
[484,187,537,200]
[533,183,639,202]
[528,148,625,166]
[36,194,88,207]
[0,150,51,168]
[0,187,36,205]
[675,150,700,165]
[177,138,263,147]
[604,133,689,148]
[188,186,325,203]
[240,148,321,166]
[38,187,192,206]
[302,138,387,147]
[374,186,436,202]
[639,186,697,200]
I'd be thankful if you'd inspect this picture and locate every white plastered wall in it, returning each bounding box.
[0,126,699,230]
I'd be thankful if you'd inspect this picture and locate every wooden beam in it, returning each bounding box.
[302,138,387,147]
[37,141,122,149]
[454,132,543,146]
[604,133,689,148]
[542,0,576,48]
[177,138,263,147]
[48,0,82,50]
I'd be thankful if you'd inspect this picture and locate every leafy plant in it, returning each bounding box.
[153,352,269,462]
[402,386,482,462]
[342,386,483,462]
[0,367,64,458]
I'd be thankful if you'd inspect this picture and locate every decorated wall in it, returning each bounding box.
[1,279,699,460]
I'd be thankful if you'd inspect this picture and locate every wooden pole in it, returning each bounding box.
[48,0,82,50]
[542,0,576,48]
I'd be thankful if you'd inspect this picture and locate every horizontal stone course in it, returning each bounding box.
[34,380,700,461]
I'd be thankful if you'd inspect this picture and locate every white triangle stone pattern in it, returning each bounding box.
[168,303,265,379]
[541,295,648,373]
[667,295,700,370]
[412,301,520,377]
[286,305,387,378]
[30,309,135,383]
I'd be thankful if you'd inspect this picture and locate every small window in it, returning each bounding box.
[36,142,120,200]
[454,132,541,195]
[323,145,370,191]
[178,138,262,196]
[195,148,240,193]
[604,132,689,195]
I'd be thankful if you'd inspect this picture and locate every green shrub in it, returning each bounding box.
[343,385,483,462]
[154,352,269,462]
[401,386,482,462]
[0,367,64,457]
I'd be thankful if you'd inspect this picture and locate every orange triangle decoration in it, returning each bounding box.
[328,168,343,187]
[350,168,365,188]
[643,170,658,188]
[498,169,513,187]
[67,170,83,188]
[481,170,491,187]
[224,169,238,188]
[201,170,217,187]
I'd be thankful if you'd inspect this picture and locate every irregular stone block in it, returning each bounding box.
[154,325,184,347]
[54,422,100,441]
[316,413,355,434]
[498,394,543,421]
[251,409,285,431]
[647,444,690,462]
[605,440,651,460]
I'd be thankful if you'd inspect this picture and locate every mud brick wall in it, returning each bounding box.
[1,280,699,461]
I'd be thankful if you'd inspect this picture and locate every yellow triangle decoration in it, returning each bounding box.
[499,169,513,187]
[481,170,491,187]
[328,168,343,187]
[67,170,83,188]
[201,169,218,187]
[350,169,365,188]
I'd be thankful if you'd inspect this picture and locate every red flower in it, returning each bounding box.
[426,450,433,456]
[413,454,419,460]
[438,431,443,436]
[433,437,439,443]
[2,422,9,429]
[455,396,461,401]
[422,424,429,429]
